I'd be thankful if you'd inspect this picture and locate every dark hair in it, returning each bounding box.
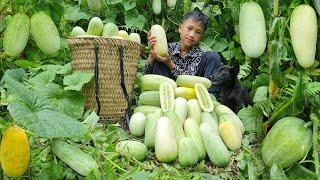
[182,10,209,32]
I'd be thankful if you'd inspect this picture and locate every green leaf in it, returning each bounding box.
[1,68,27,84]
[222,50,234,61]
[33,64,72,75]
[108,0,122,4]
[122,0,136,11]
[64,6,90,21]
[8,99,87,138]
[254,100,274,118]
[313,0,320,16]
[211,5,222,16]
[63,72,94,91]
[83,111,99,127]
[132,171,155,180]
[199,37,214,52]
[106,124,128,143]
[28,71,56,87]
[286,163,317,180]
[253,86,268,103]
[125,10,146,30]
[253,73,269,90]
[15,60,37,69]
[221,42,236,61]
[3,74,87,138]
[199,173,220,180]
[270,164,288,180]
[35,83,85,119]
[248,161,258,180]
[237,107,263,136]
[91,125,107,146]
[191,2,205,10]
[238,61,252,80]
[212,38,228,52]
[56,63,72,75]
[102,6,121,23]
[50,161,64,179]
[2,70,34,103]
[307,82,320,97]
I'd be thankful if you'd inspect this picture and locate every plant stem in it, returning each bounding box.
[310,113,320,179]
[101,153,127,172]
[264,98,293,126]
[242,145,260,163]
[273,0,279,17]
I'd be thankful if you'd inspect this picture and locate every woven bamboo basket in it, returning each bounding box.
[68,37,141,121]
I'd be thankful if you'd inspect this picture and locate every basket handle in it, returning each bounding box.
[94,45,101,115]
[118,46,131,126]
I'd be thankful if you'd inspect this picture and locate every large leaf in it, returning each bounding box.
[191,2,205,10]
[122,0,136,11]
[108,0,122,4]
[28,71,56,87]
[313,0,320,16]
[286,163,317,179]
[212,38,228,53]
[0,68,27,84]
[237,106,263,137]
[35,83,85,119]
[2,70,35,103]
[3,72,87,138]
[63,71,94,91]
[83,111,99,127]
[253,86,268,103]
[125,9,146,30]
[270,164,288,180]
[33,64,71,75]
[199,37,215,52]
[64,6,90,21]
[8,101,87,138]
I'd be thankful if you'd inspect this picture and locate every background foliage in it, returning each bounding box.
[1,0,320,179]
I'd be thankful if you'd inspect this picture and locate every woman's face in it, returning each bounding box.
[179,18,204,49]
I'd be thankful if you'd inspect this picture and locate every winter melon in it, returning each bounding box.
[262,117,312,168]
[184,118,206,161]
[102,22,118,38]
[150,24,168,57]
[239,2,267,58]
[153,0,162,15]
[70,26,86,37]
[118,30,129,40]
[129,112,146,137]
[139,74,177,91]
[3,13,30,57]
[159,82,175,112]
[116,140,148,161]
[129,33,141,44]
[167,0,177,8]
[31,11,60,55]
[178,137,198,167]
[0,126,30,177]
[155,116,178,163]
[200,122,230,167]
[87,17,103,36]
[290,4,317,68]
